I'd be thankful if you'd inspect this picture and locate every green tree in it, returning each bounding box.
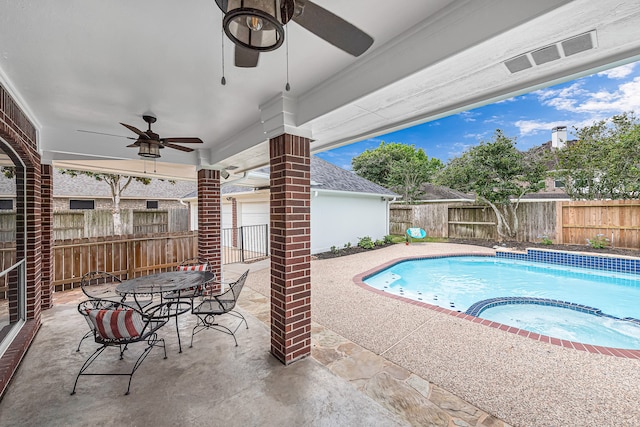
[553,112,640,200]
[59,170,154,236]
[351,142,443,202]
[436,130,547,240]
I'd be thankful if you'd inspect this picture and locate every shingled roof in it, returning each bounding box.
[52,169,196,199]
[311,157,397,196]
[198,156,397,198]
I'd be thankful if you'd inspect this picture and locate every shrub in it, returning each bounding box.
[586,234,609,249]
[330,245,340,254]
[344,242,352,249]
[383,235,393,244]
[538,235,553,245]
[357,236,375,249]
[375,239,385,246]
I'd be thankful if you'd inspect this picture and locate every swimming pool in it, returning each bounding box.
[362,255,640,350]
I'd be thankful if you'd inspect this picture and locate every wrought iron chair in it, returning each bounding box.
[76,271,151,352]
[164,257,214,300]
[190,270,249,347]
[76,271,124,352]
[79,270,124,302]
[71,299,168,396]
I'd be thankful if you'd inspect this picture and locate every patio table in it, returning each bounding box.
[116,270,214,353]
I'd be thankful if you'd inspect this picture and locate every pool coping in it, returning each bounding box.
[352,252,640,359]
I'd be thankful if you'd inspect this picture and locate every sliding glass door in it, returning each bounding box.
[0,139,26,356]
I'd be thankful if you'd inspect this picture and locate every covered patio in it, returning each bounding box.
[2,0,640,424]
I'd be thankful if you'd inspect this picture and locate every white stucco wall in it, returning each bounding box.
[193,189,391,254]
[310,191,390,254]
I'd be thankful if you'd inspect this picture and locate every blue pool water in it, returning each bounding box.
[364,256,640,349]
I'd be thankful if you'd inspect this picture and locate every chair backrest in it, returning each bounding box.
[177,257,210,272]
[406,227,427,239]
[228,270,249,305]
[77,299,148,344]
[80,271,122,300]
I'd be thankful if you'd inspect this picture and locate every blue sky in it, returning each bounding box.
[316,60,640,170]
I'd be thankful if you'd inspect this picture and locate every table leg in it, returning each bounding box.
[175,311,182,353]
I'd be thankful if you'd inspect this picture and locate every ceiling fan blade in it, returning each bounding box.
[235,45,260,68]
[161,137,203,144]
[77,129,136,139]
[163,143,195,153]
[120,123,150,139]
[292,0,374,57]
[126,142,140,148]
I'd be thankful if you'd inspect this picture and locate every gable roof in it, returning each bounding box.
[310,157,397,196]
[197,156,398,199]
[52,169,195,199]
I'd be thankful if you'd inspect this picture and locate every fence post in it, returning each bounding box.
[126,238,134,279]
[264,224,269,257]
[240,226,245,263]
[555,201,564,244]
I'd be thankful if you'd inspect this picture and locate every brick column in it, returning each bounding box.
[231,197,238,247]
[269,134,311,364]
[40,164,54,310]
[197,169,221,283]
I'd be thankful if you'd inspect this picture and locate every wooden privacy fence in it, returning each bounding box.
[52,232,197,292]
[556,200,640,248]
[0,209,191,242]
[52,209,189,240]
[0,242,16,299]
[390,201,557,243]
[391,200,639,250]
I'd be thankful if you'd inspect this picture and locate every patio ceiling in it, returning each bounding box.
[1,0,640,181]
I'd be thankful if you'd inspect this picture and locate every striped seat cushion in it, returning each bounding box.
[86,308,145,340]
[177,264,208,271]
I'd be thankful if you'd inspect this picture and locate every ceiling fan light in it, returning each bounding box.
[246,15,263,31]
[138,141,161,158]
[223,0,284,52]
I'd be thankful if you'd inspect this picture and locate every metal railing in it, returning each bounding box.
[222,224,269,264]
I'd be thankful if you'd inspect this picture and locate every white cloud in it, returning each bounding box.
[575,77,640,113]
[535,82,587,104]
[514,120,567,136]
[597,63,635,79]
[533,76,640,116]
[457,111,480,122]
[447,142,474,158]
[463,132,489,140]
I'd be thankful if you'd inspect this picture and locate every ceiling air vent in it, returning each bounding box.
[504,55,533,73]
[504,30,597,74]
[531,45,561,65]
[561,33,594,56]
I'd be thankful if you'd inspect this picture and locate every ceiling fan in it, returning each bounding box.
[80,115,203,159]
[215,0,374,68]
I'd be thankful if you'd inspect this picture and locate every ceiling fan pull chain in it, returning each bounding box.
[221,16,227,85]
[285,25,290,91]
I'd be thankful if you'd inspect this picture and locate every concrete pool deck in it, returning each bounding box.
[243,243,640,427]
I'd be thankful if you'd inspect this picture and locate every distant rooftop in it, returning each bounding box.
[182,156,398,199]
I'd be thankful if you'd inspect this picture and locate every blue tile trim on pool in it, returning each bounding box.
[465,296,640,326]
[495,249,640,275]
[354,252,640,358]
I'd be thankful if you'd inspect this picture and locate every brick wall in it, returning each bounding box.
[53,198,186,210]
[40,164,53,309]
[197,169,221,285]
[269,134,311,364]
[231,197,238,247]
[0,83,46,397]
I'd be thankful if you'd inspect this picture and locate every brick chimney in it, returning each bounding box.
[552,126,567,149]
